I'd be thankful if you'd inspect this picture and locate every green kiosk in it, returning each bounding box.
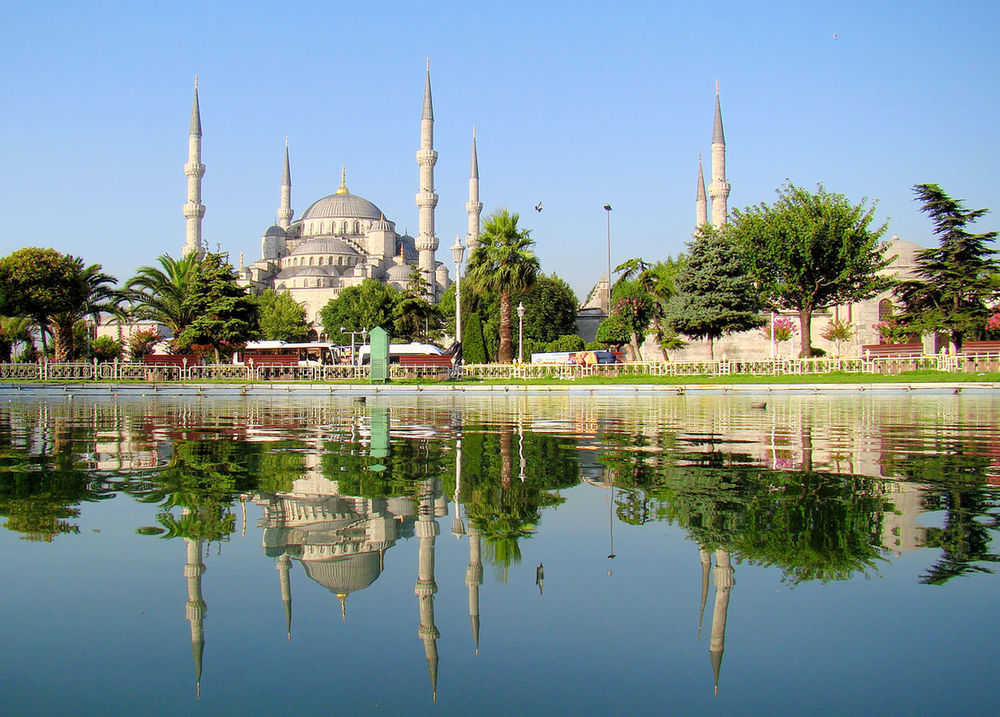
[369,326,390,383]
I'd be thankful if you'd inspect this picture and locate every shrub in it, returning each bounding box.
[90,336,123,362]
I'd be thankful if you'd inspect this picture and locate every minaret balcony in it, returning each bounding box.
[184,162,206,177]
[416,149,438,165]
[416,192,439,209]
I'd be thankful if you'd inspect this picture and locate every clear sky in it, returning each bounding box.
[2,0,997,302]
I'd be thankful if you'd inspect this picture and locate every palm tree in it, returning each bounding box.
[466,209,540,363]
[124,253,202,340]
[0,316,33,362]
[51,260,120,362]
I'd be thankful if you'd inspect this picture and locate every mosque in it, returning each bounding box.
[179,63,483,333]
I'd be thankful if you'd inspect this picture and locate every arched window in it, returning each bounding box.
[878,299,893,321]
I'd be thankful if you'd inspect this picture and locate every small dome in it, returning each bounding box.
[386,263,413,281]
[370,215,393,232]
[264,225,287,238]
[301,552,381,595]
[276,265,337,280]
[301,192,383,221]
[290,238,359,256]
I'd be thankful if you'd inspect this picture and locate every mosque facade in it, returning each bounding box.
[179,64,484,334]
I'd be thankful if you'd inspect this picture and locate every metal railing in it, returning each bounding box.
[1,353,999,383]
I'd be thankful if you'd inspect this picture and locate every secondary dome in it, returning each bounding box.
[290,238,359,256]
[301,192,383,221]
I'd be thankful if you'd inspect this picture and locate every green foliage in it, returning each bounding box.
[0,316,33,362]
[466,209,540,362]
[393,276,442,342]
[176,253,261,360]
[821,318,854,356]
[126,328,161,360]
[595,311,630,345]
[730,182,892,357]
[519,274,579,344]
[124,253,202,337]
[462,310,489,363]
[320,279,400,343]
[894,184,1000,350]
[256,289,310,341]
[90,335,122,362]
[664,226,763,359]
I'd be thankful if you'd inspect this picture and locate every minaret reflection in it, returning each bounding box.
[414,477,441,702]
[182,514,206,699]
[466,522,483,656]
[277,554,292,640]
[698,548,711,637]
[709,549,734,696]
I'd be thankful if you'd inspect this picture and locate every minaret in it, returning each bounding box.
[183,76,206,258]
[465,128,483,254]
[697,547,711,636]
[415,59,439,301]
[696,154,708,229]
[465,520,483,655]
[278,138,293,229]
[709,548,734,696]
[414,478,440,702]
[183,534,206,699]
[708,81,730,227]
[277,554,292,640]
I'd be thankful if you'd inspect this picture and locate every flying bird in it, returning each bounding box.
[534,201,543,212]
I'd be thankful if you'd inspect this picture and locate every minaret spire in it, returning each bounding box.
[708,81,730,227]
[466,127,483,254]
[414,478,441,703]
[278,138,293,229]
[415,60,439,301]
[183,528,207,699]
[277,554,293,640]
[696,154,708,229]
[183,76,206,257]
[709,549,734,696]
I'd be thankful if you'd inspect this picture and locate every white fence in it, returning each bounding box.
[0,353,998,383]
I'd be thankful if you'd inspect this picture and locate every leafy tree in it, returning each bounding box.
[519,274,578,344]
[729,183,892,357]
[393,267,442,342]
[319,279,400,343]
[664,226,763,360]
[124,253,202,339]
[609,281,653,359]
[462,311,488,363]
[89,335,122,362]
[466,209,540,362]
[894,184,1000,351]
[0,248,118,360]
[126,328,161,360]
[595,310,630,346]
[176,253,260,361]
[612,257,685,360]
[821,318,854,357]
[256,289,309,341]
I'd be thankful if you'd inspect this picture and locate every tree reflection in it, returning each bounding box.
[0,413,115,541]
[603,432,890,584]
[881,449,1000,585]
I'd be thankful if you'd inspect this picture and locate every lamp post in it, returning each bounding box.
[603,204,613,316]
[340,327,368,366]
[517,301,526,364]
[450,236,465,348]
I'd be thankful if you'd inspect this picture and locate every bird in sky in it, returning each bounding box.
[534,201,543,212]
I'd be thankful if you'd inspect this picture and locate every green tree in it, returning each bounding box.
[124,253,202,339]
[319,279,400,343]
[609,280,653,359]
[894,184,1000,351]
[613,257,686,360]
[89,335,122,362]
[256,289,309,341]
[50,261,120,361]
[466,209,540,363]
[0,316,33,362]
[519,274,579,344]
[393,267,442,342]
[176,253,260,361]
[0,248,119,360]
[462,310,488,363]
[729,183,893,357]
[664,226,764,359]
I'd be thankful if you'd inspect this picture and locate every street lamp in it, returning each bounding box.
[340,326,368,367]
[517,301,526,364]
[603,204,613,315]
[450,236,465,349]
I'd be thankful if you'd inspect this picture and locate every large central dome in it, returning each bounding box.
[301,191,383,220]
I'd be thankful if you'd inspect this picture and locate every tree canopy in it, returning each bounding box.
[176,253,260,360]
[729,183,892,357]
[124,253,202,339]
[894,184,999,351]
[319,279,400,343]
[256,289,310,342]
[665,225,763,359]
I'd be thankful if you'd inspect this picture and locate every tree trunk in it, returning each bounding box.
[53,320,74,362]
[498,292,513,363]
[39,322,50,357]
[708,335,715,361]
[630,331,642,361]
[650,318,670,362]
[798,307,813,358]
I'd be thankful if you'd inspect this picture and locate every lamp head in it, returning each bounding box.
[603,204,612,212]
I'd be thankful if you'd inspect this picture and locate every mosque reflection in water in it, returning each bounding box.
[1,394,998,704]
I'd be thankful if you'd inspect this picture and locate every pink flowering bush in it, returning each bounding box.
[761,317,797,342]
[987,312,1000,333]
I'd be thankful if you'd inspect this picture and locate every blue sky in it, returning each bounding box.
[2,0,997,301]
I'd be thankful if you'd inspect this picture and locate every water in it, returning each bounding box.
[0,392,997,715]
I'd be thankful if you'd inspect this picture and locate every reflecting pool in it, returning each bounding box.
[0,392,998,715]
